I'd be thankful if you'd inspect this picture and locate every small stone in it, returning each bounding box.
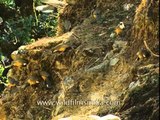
[63,20,71,32]
[113,41,127,49]
[63,76,75,90]
[123,3,134,11]
[27,110,33,119]
[0,17,3,24]
[110,32,116,38]
[129,81,140,90]
[110,58,120,66]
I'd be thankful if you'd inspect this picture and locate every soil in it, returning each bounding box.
[0,0,159,120]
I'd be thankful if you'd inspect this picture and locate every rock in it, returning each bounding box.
[109,58,119,66]
[35,5,56,13]
[113,41,127,50]
[41,0,68,7]
[103,51,114,60]
[63,76,75,90]
[0,17,3,25]
[110,33,116,38]
[86,60,109,72]
[63,20,72,32]
[128,81,140,91]
[58,114,121,120]
[101,114,121,120]
[11,50,21,61]
[123,3,134,11]
[26,110,34,119]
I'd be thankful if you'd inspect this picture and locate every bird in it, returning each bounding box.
[12,59,27,67]
[136,48,150,60]
[54,44,71,52]
[27,75,40,86]
[40,71,52,88]
[40,71,50,81]
[114,22,125,35]
[7,77,19,88]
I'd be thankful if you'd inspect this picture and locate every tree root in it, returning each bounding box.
[143,40,159,57]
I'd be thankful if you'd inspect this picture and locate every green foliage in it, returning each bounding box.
[33,13,58,38]
[35,0,42,5]
[0,53,8,86]
[0,65,4,77]
[0,13,57,45]
[0,0,15,8]
[1,16,34,44]
[0,52,5,76]
[0,58,6,86]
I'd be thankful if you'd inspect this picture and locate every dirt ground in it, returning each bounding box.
[0,0,159,120]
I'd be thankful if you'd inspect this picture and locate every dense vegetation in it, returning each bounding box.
[0,0,58,91]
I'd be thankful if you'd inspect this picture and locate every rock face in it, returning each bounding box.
[0,0,159,120]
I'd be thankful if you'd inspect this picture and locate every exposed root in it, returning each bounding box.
[143,40,159,57]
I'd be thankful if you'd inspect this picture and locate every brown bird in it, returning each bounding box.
[136,49,150,60]
[27,75,40,86]
[115,22,125,35]
[40,71,50,81]
[12,59,27,67]
[54,44,70,52]
[40,71,52,88]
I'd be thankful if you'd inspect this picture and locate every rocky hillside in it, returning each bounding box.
[0,0,159,120]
